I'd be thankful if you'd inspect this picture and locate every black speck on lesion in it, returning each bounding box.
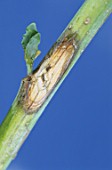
[46,65,51,72]
[41,74,45,82]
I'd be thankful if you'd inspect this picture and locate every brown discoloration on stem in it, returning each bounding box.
[20,35,79,113]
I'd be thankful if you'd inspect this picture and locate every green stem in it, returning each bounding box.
[0,0,112,169]
[26,62,33,75]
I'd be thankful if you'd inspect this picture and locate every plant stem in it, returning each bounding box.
[0,0,112,169]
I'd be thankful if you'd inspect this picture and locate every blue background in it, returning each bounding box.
[0,0,112,170]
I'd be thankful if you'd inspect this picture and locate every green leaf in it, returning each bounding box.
[21,23,41,74]
[21,23,38,50]
[25,33,41,61]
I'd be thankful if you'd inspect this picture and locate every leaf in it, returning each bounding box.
[21,23,41,74]
[21,23,38,50]
[25,33,41,61]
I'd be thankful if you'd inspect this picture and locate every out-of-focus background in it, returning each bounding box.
[0,0,112,170]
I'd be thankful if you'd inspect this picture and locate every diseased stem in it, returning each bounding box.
[0,0,112,169]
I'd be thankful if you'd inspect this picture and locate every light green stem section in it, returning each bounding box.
[0,0,112,169]
[26,62,33,75]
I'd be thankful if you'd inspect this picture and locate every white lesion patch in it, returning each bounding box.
[22,36,78,113]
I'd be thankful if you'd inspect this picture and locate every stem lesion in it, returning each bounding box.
[21,34,79,114]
